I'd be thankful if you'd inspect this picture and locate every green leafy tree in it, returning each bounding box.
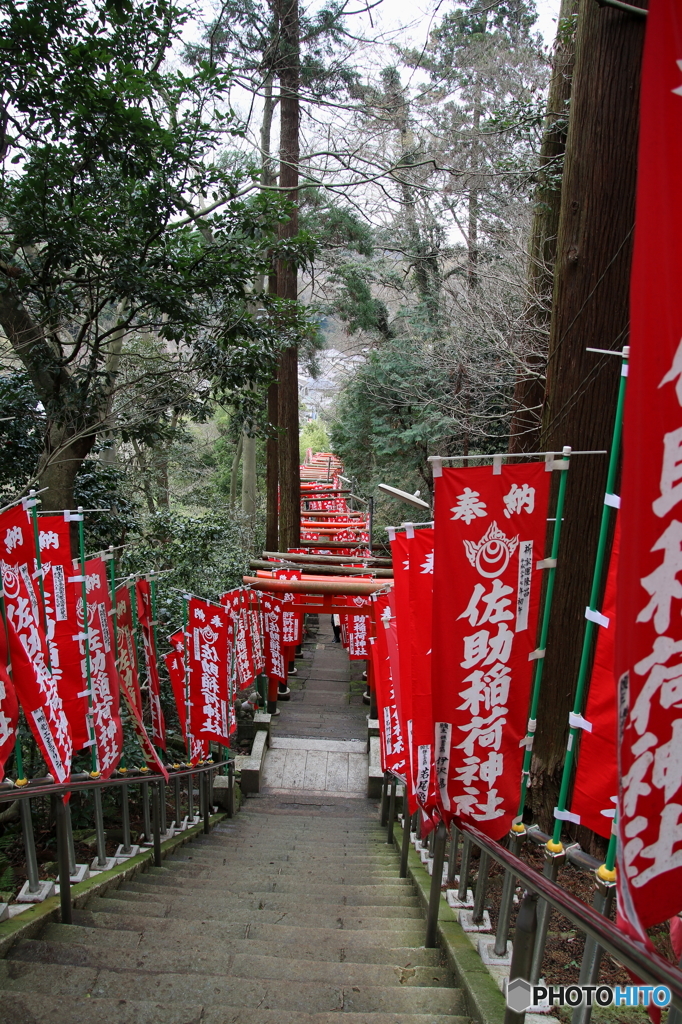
[0,0,313,514]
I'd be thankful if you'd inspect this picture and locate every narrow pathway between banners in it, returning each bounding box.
[262,616,369,797]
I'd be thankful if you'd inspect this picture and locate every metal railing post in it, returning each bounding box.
[380,772,389,826]
[202,772,210,834]
[53,794,72,924]
[495,831,524,957]
[188,773,194,822]
[457,834,472,901]
[530,850,564,984]
[93,787,108,869]
[121,783,132,854]
[504,890,538,1024]
[19,797,40,893]
[386,776,397,845]
[425,821,447,947]
[151,781,162,867]
[199,767,206,821]
[160,779,167,835]
[174,774,182,824]
[447,824,459,884]
[399,793,411,878]
[571,880,616,1024]
[472,850,490,925]
[141,780,151,841]
[227,761,235,819]
[65,803,76,875]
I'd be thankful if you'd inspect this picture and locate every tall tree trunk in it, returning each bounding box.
[530,0,647,828]
[266,380,279,549]
[276,0,301,552]
[241,426,257,520]
[262,71,281,551]
[508,0,579,452]
[229,433,243,509]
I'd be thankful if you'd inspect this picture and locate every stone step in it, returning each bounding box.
[102,892,419,925]
[145,871,412,895]
[43,923,442,967]
[0,961,463,1015]
[10,939,451,988]
[122,878,420,907]
[70,910,427,950]
[85,895,424,933]
[0,993,469,1024]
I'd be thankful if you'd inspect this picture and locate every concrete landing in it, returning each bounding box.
[262,617,369,796]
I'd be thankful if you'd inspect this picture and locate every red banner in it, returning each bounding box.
[115,585,142,717]
[406,527,438,816]
[571,521,619,839]
[165,629,187,741]
[370,592,407,778]
[0,617,20,780]
[346,595,371,659]
[0,504,72,782]
[390,531,419,810]
[274,570,302,647]
[115,584,166,777]
[248,592,265,674]
[79,558,123,776]
[260,593,286,681]
[616,0,682,931]
[135,580,165,749]
[38,515,87,750]
[188,598,230,746]
[431,462,550,837]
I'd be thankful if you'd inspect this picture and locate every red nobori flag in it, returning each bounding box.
[135,580,165,749]
[274,570,302,647]
[261,593,286,681]
[0,504,72,782]
[570,520,619,839]
[188,598,230,745]
[370,592,407,779]
[431,462,550,837]
[38,515,88,751]
[347,596,370,659]
[165,630,187,739]
[248,591,265,674]
[78,559,123,776]
[115,584,167,777]
[236,600,255,691]
[616,0,682,932]
[390,531,421,809]
[115,585,142,716]
[406,527,438,817]
[0,617,20,780]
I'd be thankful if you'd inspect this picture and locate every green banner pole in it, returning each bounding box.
[550,346,629,855]
[512,446,572,834]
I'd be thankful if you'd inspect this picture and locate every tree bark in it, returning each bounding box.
[266,380,279,549]
[508,0,579,452]
[229,432,243,509]
[530,0,647,828]
[241,426,257,520]
[276,0,301,552]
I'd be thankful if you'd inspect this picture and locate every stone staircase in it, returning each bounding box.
[0,793,471,1024]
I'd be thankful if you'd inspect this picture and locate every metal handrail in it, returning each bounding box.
[0,759,229,803]
[460,820,682,1005]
